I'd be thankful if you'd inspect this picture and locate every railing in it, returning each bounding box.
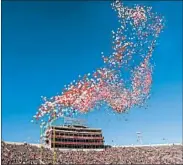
[47,130,102,134]
[49,135,104,140]
[51,141,103,145]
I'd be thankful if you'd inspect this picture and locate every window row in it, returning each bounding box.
[51,133,102,137]
[51,144,104,149]
[51,138,104,143]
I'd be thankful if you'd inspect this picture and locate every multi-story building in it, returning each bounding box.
[45,124,105,149]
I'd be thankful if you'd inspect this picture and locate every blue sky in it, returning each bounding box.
[2,1,182,145]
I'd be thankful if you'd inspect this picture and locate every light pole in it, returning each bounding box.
[136,132,143,145]
[40,124,43,162]
[53,112,57,164]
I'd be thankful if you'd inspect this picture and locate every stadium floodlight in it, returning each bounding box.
[136,132,143,145]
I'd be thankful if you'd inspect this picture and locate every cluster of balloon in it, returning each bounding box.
[32,0,165,132]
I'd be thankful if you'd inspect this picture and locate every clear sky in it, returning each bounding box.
[2,1,182,145]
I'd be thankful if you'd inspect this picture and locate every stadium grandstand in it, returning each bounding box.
[45,118,105,150]
[1,118,183,164]
[2,141,183,164]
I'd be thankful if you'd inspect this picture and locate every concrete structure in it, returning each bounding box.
[45,125,105,149]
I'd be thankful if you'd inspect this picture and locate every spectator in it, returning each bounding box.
[1,141,183,164]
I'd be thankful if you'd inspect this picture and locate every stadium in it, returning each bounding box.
[1,118,183,164]
[1,0,182,165]
[2,138,183,164]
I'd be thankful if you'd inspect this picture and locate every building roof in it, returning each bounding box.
[65,124,88,128]
[52,125,102,131]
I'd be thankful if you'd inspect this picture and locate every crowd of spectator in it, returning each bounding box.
[2,141,183,164]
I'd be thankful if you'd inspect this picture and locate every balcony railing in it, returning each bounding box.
[49,135,104,140]
[51,141,103,145]
[47,130,102,134]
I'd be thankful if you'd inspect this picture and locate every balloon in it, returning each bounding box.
[32,0,164,129]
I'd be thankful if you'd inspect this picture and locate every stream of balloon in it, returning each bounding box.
[32,0,165,138]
